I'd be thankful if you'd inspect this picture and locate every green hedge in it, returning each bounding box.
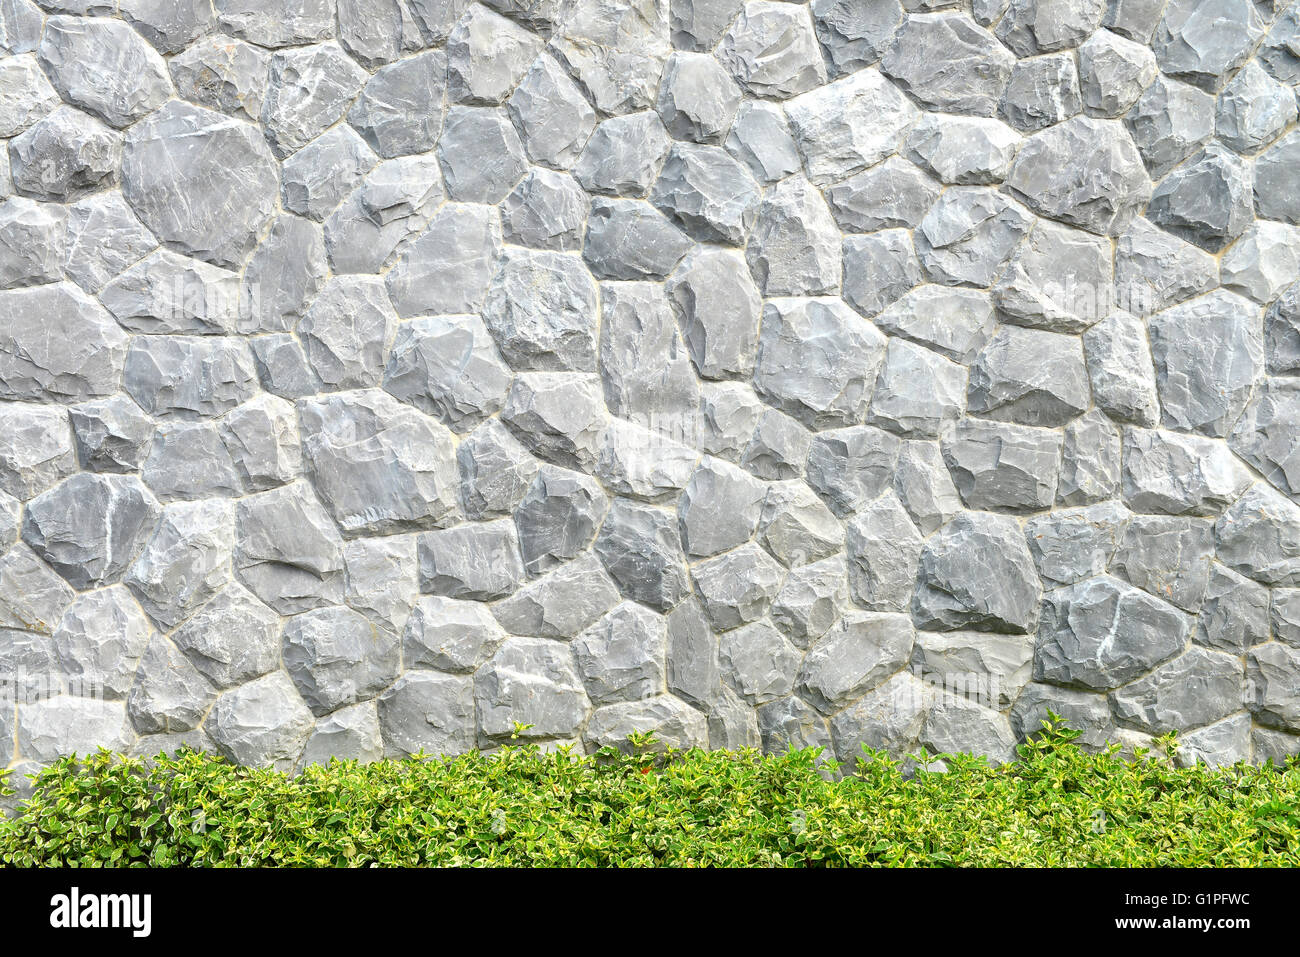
[2,719,1298,867]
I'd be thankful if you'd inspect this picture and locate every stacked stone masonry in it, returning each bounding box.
[2,0,1300,798]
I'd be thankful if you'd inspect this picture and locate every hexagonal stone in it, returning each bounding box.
[456,419,539,520]
[746,177,841,297]
[475,636,589,739]
[0,283,129,403]
[725,100,802,184]
[205,671,314,770]
[1151,0,1266,92]
[1147,290,1263,437]
[17,696,133,764]
[942,419,1062,511]
[754,297,885,430]
[492,552,622,640]
[171,583,281,689]
[51,586,153,701]
[282,606,400,716]
[693,542,785,630]
[500,372,607,472]
[999,53,1082,132]
[1196,563,1270,654]
[667,246,762,380]
[1215,483,1300,587]
[168,35,270,122]
[417,519,525,601]
[123,101,278,268]
[1124,75,1215,178]
[913,511,1042,634]
[846,491,922,612]
[22,473,160,590]
[882,12,1013,116]
[718,0,827,98]
[913,630,1032,711]
[575,111,671,198]
[1006,116,1150,236]
[841,230,922,319]
[38,15,171,129]
[378,670,475,757]
[437,106,528,204]
[1255,130,1300,225]
[914,187,1033,288]
[446,5,541,106]
[1035,575,1188,691]
[500,168,589,251]
[1147,145,1254,253]
[584,198,693,281]
[385,203,499,316]
[507,53,597,170]
[235,482,345,615]
[585,696,709,752]
[651,143,761,245]
[804,425,899,518]
[404,595,506,673]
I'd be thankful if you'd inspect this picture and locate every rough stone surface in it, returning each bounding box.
[4,1,1298,776]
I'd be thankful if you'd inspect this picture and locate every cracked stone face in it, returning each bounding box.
[4,0,1300,779]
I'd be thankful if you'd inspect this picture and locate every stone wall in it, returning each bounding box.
[2,0,1300,789]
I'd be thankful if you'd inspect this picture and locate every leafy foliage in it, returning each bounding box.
[2,717,1297,867]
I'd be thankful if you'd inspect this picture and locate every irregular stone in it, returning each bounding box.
[999,52,1082,132]
[1113,218,1218,317]
[481,248,599,374]
[1081,311,1159,426]
[456,419,539,520]
[378,671,475,757]
[699,381,763,462]
[912,511,1041,634]
[100,249,240,336]
[575,111,671,199]
[417,519,525,601]
[805,425,900,517]
[904,114,1018,185]
[1248,643,1300,732]
[446,5,541,105]
[1216,60,1295,154]
[436,106,528,204]
[915,187,1033,288]
[500,168,588,251]
[1111,514,1214,612]
[124,337,258,418]
[846,491,922,612]
[38,15,171,129]
[0,197,65,288]
[261,43,367,159]
[797,612,912,714]
[127,635,216,735]
[1215,483,1300,587]
[771,555,847,648]
[942,419,1062,511]
[882,12,1013,116]
[507,53,598,170]
[874,285,995,363]
[0,542,74,637]
[656,51,741,145]
[1151,0,1266,92]
[829,672,927,763]
[239,216,327,334]
[404,595,505,673]
[841,230,921,319]
[826,156,940,233]
[281,127,377,222]
[300,701,383,766]
[742,408,812,481]
[548,0,671,115]
[1058,409,1122,506]
[385,203,499,316]
[0,403,76,500]
[474,636,588,739]
[1230,380,1300,499]
[719,620,800,705]
[22,473,160,590]
[0,283,129,403]
[757,480,843,567]
[969,326,1088,427]
[651,143,761,245]
[1078,28,1157,116]
[282,606,399,716]
[325,153,446,275]
[17,696,133,764]
[1123,427,1250,516]
[514,465,607,575]
[1124,75,1215,178]
[169,35,270,122]
[913,630,1032,710]
[922,693,1017,763]
[678,457,765,558]
[584,696,708,752]
[207,671,315,770]
[573,602,667,705]
[215,0,336,47]
[666,246,762,380]
[1026,501,1131,587]
[1255,130,1300,225]
[1220,221,1300,306]
[1174,713,1251,768]
[493,552,621,640]
[724,100,802,184]
[0,53,58,138]
[583,198,693,281]
[811,0,902,76]
[996,0,1106,56]
[8,107,121,204]
[754,297,885,429]
[171,583,281,689]
[593,498,691,611]
[123,101,278,268]
[692,542,785,630]
[500,372,607,472]
[62,192,157,294]
[382,315,510,434]
[51,587,152,701]
[1111,647,1242,734]
[745,178,841,296]
[1010,681,1116,750]
[1196,563,1270,654]
[717,0,827,98]
[235,482,345,614]
[125,499,234,628]
[597,417,698,502]
[141,421,241,501]
[1147,290,1263,437]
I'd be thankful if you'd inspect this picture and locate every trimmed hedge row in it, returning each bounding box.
[2,720,1298,867]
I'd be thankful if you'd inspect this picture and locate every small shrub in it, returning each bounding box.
[1,718,1297,867]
